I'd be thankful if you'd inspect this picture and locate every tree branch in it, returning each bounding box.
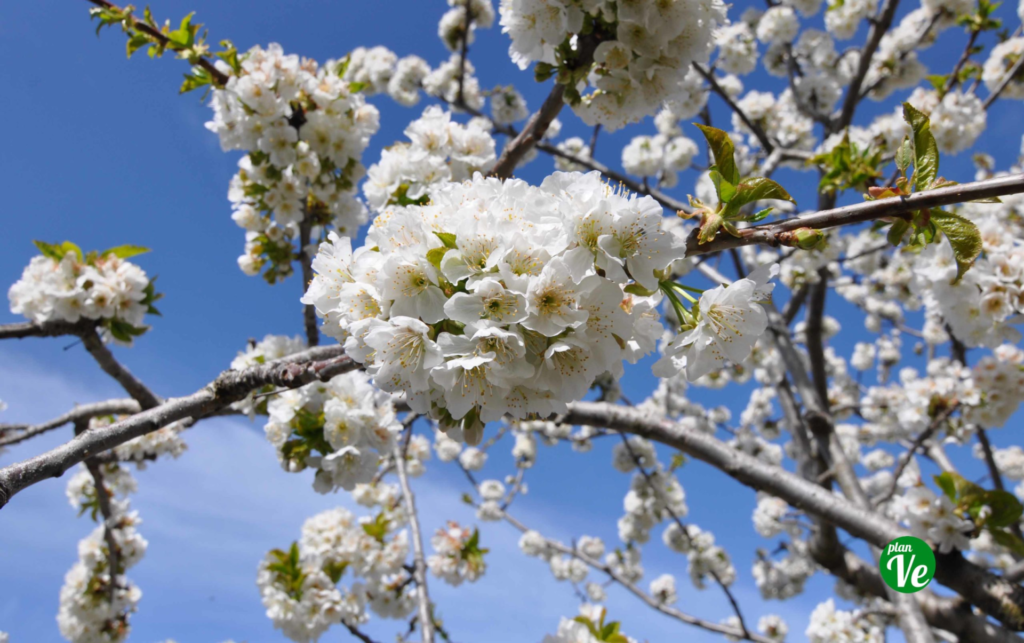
[692,63,775,153]
[80,328,162,410]
[0,398,141,447]
[835,0,901,130]
[491,83,567,180]
[83,453,121,605]
[561,401,1024,630]
[618,434,752,639]
[298,219,320,347]
[0,319,92,340]
[0,345,355,510]
[501,511,775,643]
[983,51,1024,109]
[84,0,230,86]
[393,437,434,643]
[686,173,1024,256]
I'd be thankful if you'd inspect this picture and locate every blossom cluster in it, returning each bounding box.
[499,0,725,130]
[304,171,681,441]
[427,521,488,586]
[805,599,884,643]
[621,134,699,188]
[892,485,974,553]
[258,492,413,642]
[611,437,688,543]
[8,244,157,344]
[663,522,737,590]
[59,464,147,643]
[911,204,1024,347]
[205,43,380,282]
[263,370,401,492]
[654,265,778,382]
[363,106,497,212]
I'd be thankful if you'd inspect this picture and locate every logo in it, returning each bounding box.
[879,536,936,593]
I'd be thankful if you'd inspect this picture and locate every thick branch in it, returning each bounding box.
[0,319,91,340]
[0,346,355,510]
[80,328,162,410]
[0,398,141,447]
[805,272,831,409]
[686,173,1024,256]
[393,439,434,643]
[562,401,1024,630]
[491,84,567,180]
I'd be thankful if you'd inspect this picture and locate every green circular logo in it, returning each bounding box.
[879,536,936,593]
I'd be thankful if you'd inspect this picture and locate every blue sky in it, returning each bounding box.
[0,1,1022,641]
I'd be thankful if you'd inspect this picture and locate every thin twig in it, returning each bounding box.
[393,435,435,643]
[0,398,141,447]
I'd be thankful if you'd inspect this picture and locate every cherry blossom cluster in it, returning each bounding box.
[8,244,157,344]
[611,437,688,543]
[427,521,488,585]
[59,464,147,643]
[257,492,413,642]
[805,599,884,643]
[304,171,682,441]
[263,370,402,492]
[968,344,1024,429]
[663,522,737,590]
[911,204,1024,348]
[87,414,188,466]
[892,485,975,553]
[499,0,725,130]
[204,43,380,282]
[654,265,779,382]
[983,37,1024,100]
[540,605,636,643]
[363,106,497,212]
[621,134,699,188]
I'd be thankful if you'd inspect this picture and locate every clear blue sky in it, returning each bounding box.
[0,1,1021,642]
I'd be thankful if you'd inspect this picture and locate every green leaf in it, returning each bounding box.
[33,240,66,261]
[180,68,212,94]
[902,103,940,191]
[979,490,1023,528]
[990,529,1024,556]
[99,244,151,260]
[748,207,774,223]
[348,81,368,93]
[934,473,957,500]
[694,124,739,185]
[895,137,913,175]
[426,246,449,269]
[434,232,458,249]
[930,209,983,282]
[887,219,910,246]
[709,169,736,203]
[720,177,795,220]
[126,33,151,58]
[61,242,84,261]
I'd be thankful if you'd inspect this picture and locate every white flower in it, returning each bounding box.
[655,265,778,381]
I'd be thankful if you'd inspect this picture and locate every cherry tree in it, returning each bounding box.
[4,0,1024,641]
